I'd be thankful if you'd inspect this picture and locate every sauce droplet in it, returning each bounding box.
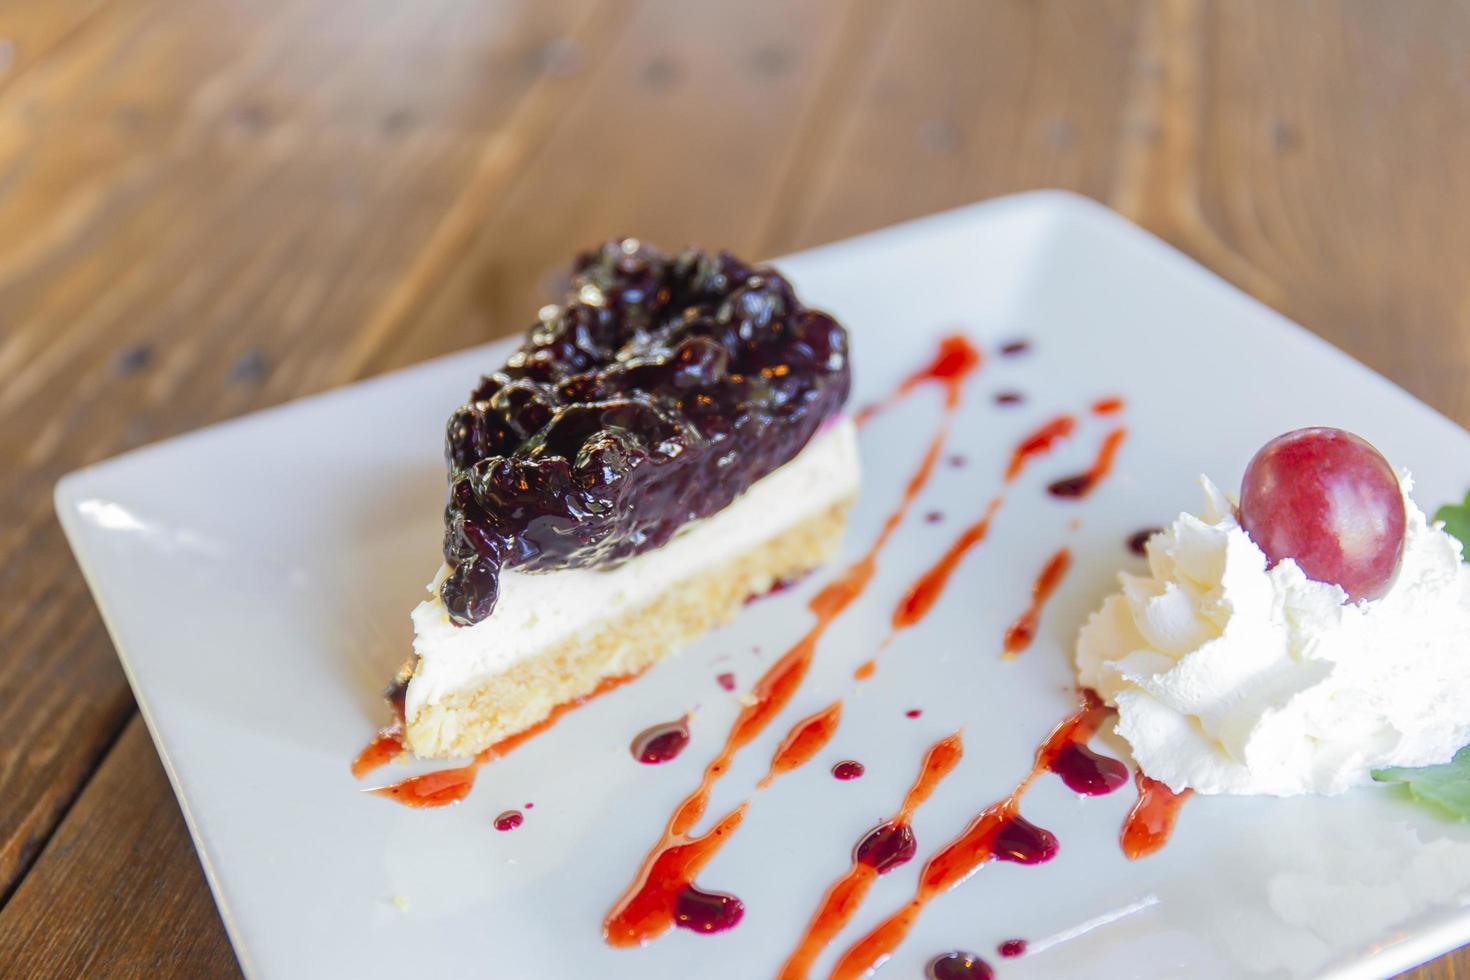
[1128,527,1161,556]
[905,708,922,719]
[999,339,1031,356]
[998,938,1027,958]
[351,723,404,779]
[1121,772,1191,859]
[1048,427,1127,498]
[631,718,691,764]
[1035,689,1126,795]
[832,760,865,780]
[716,671,736,691]
[1092,395,1125,415]
[1047,741,1129,795]
[673,885,744,934]
[493,809,523,831]
[992,813,1059,864]
[994,390,1024,406]
[853,821,918,874]
[925,510,945,523]
[927,951,994,980]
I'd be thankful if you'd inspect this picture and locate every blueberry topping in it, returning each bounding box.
[439,240,850,625]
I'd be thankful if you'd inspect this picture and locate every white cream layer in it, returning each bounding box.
[407,418,860,718]
[1077,472,1470,796]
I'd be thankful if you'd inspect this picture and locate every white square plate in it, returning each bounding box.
[58,192,1470,979]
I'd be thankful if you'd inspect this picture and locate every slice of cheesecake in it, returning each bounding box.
[394,240,857,759]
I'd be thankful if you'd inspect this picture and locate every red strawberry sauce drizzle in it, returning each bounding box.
[777,732,964,979]
[1049,426,1127,498]
[350,721,404,779]
[353,340,1178,962]
[1001,548,1073,659]
[631,717,691,765]
[828,691,1124,979]
[602,335,984,947]
[758,701,843,790]
[1122,771,1192,859]
[363,668,647,807]
[851,403,1102,682]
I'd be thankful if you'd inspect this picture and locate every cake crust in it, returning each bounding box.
[405,495,854,759]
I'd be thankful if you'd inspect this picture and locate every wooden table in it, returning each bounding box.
[1,1,1467,976]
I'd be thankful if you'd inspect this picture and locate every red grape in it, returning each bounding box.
[1239,428,1406,601]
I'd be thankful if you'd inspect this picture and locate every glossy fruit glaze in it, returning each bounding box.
[439,240,851,625]
[926,951,994,980]
[350,721,403,779]
[631,717,691,764]
[1001,548,1072,659]
[674,885,745,934]
[828,692,1124,979]
[759,701,843,789]
[779,732,964,980]
[997,938,1027,958]
[1006,415,1076,480]
[1047,740,1128,795]
[855,821,919,873]
[1047,426,1126,498]
[1121,772,1191,859]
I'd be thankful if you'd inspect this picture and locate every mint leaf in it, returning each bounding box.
[1435,491,1470,557]
[1373,746,1470,820]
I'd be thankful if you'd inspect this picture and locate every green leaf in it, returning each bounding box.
[1435,491,1470,557]
[1373,746,1470,820]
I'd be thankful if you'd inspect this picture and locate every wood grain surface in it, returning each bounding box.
[0,1,1467,977]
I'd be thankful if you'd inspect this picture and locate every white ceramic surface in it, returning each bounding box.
[56,191,1470,979]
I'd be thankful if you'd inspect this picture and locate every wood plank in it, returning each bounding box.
[0,0,607,905]
[0,0,110,98]
[0,718,242,980]
[1193,0,1470,428]
[351,0,893,378]
[765,0,1147,254]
